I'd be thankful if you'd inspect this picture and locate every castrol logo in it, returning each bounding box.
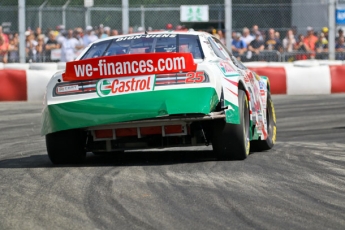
[96,75,155,97]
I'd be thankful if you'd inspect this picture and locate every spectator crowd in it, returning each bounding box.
[0,23,344,63]
[230,25,344,62]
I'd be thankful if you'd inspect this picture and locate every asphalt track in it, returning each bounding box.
[0,95,344,230]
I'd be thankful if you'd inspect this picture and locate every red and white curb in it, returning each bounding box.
[0,69,56,101]
[247,64,345,95]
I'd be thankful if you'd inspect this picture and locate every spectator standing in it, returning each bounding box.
[303,26,318,53]
[97,24,103,38]
[251,24,263,41]
[282,29,296,52]
[56,25,66,45]
[248,31,265,61]
[265,28,282,52]
[336,28,344,42]
[322,27,329,41]
[275,31,280,40]
[45,31,60,62]
[34,27,45,42]
[61,29,84,62]
[36,34,45,62]
[217,30,225,45]
[315,32,328,59]
[83,26,98,47]
[74,28,84,48]
[241,27,254,46]
[0,26,9,44]
[335,36,345,60]
[231,32,247,60]
[0,34,9,63]
[294,34,310,60]
[99,26,110,39]
[128,27,134,34]
[111,29,119,36]
[25,31,38,62]
[291,26,299,41]
[8,33,19,63]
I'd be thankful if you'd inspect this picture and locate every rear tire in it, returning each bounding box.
[46,129,87,164]
[250,92,277,151]
[212,90,250,160]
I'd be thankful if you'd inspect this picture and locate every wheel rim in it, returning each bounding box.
[244,96,250,155]
[267,100,274,138]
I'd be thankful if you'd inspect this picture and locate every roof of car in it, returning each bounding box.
[91,30,211,45]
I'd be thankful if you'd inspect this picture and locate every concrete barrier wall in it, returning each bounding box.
[247,64,345,95]
[1,60,345,101]
[0,69,56,101]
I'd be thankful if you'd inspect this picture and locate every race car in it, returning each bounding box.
[41,31,276,164]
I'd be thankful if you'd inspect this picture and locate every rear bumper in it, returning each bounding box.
[41,87,219,135]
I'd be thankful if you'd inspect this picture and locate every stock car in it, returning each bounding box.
[41,31,277,164]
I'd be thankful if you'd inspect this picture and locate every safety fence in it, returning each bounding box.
[0,2,293,33]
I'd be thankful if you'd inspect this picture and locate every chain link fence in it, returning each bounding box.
[0,0,341,63]
[1,1,294,34]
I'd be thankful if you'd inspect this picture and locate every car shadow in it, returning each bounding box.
[0,149,217,169]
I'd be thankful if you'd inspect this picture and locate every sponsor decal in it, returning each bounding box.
[63,53,197,82]
[259,81,266,102]
[115,34,176,41]
[218,61,236,76]
[244,75,250,83]
[57,85,79,93]
[96,75,155,97]
[259,81,266,90]
[246,71,255,85]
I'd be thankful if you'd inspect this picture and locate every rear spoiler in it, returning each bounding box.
[62,53,197,82]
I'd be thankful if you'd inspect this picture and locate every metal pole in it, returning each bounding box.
[225,0,232,49]
[85,7,91,27]
[18,0,25,63]
[329,0,336,60]
[122,0,129,34]
[62,0,71,28]
[218,4,222,30]
[38,0,48,29]
[141,5,145,30]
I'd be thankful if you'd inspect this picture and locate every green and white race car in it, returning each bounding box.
[41,31,276,164]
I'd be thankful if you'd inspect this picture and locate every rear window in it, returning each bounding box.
[81,34,204,60]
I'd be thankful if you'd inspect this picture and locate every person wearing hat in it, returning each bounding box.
[231,31,247,60]
[0,33,9,63]
[322,27,328,41]
[166,23,173,31]
[83,25,98,47]
[303,26,318,52]
[315,32,328,60]
[0,26,9,44]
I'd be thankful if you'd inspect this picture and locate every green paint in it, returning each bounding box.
[41,87,219,135]
[224,100,240,125]
[250,120,261,141]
